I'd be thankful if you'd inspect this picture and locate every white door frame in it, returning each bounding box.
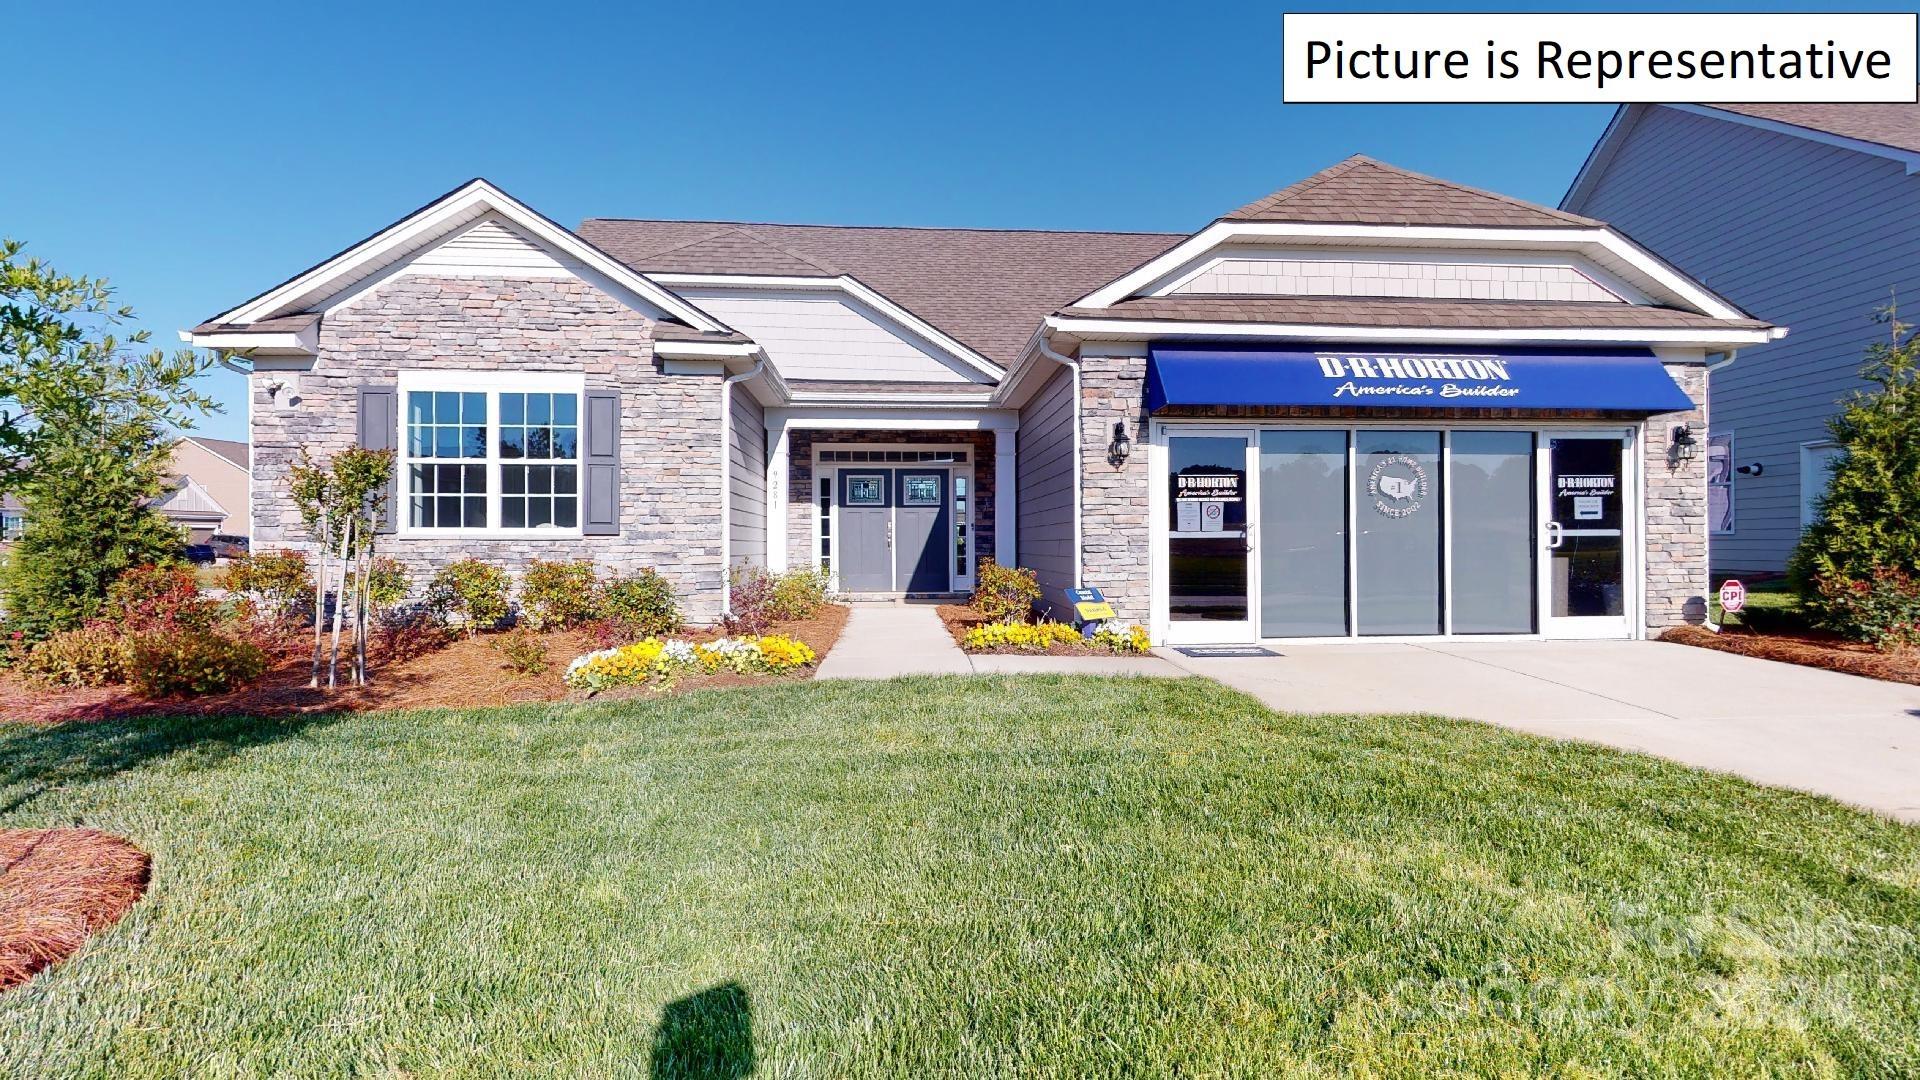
[811,443,975,594]
[1153,425,1259,645]
[1541,427,1639,640]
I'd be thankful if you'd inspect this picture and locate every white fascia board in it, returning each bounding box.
[784,392,1000,408]
[652,340,761,359]
[1074,220,1746,321]
[1669,103,1920,175]
[1046,315,1782,349]
[650,272,1007,382]
[769,407,1019,431]
[210,180,730,334]
[185,330,318,354]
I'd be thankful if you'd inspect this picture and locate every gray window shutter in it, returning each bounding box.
[583,389,621,536]
[357,385,399,534]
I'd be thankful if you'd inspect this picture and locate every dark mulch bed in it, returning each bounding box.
[935,604,1115,656]
[1,828,151,993]
[0,604,850,724]
[1661,624,1920,686]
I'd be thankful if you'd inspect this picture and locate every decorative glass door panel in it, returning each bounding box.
[1354,431,1443,635]
[1165,433,1254,642]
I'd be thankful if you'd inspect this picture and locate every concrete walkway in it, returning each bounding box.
[814,602,1181,680]
[1164,639,1920,822]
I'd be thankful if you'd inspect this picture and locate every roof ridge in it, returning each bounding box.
[1226,153,1601,227]
[580,216,1187,238]
[1345,155,1601,226]
[618,224,753,263]
[727,226,845,276]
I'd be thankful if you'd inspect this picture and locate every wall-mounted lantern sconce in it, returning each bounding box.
[1737,462,1765,477]
[1670,424,1698,461]
[1108,421,1132,465]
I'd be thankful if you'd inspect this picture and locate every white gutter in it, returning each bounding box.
[718,355,768,612]
[1033,334,1083,589]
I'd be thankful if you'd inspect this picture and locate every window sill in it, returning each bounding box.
[397,529,587,541]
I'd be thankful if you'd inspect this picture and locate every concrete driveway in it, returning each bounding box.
[1163,640,1920,822]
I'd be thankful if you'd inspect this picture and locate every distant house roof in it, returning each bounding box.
[181,436,249,471]
[579,219,1182,367]
[1706,96,1920,156]
[1222,155,1604,229]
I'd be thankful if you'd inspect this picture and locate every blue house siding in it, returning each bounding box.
[1569,104,1920,575]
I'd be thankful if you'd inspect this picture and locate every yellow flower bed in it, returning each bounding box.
[565,634,816,691]
[962,620,1152,654]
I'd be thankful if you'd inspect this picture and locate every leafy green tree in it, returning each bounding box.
[0,239,218,637]
[1790,305,1920,616]
[289,446,394,687]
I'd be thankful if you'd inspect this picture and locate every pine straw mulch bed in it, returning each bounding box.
[0,604,850,725]
[936,604,1121,656]
[1,828,151,993]
[1661,624,1920,687]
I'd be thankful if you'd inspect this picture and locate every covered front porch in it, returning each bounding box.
[763,413,1017,598]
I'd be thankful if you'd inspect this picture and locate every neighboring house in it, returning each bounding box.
[0,437,250,547]
[1563,99,1920,577]
[159,437,251,543]
[186,157,1774,644]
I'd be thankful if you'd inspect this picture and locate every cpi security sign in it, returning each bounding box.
[1282,13,1917,103]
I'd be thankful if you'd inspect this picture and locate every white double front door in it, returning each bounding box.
[1156,426,1636,644]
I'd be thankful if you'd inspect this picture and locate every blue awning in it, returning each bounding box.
[1145,344,1696,413]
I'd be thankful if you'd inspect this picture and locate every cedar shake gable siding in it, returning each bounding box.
[250,274,729,621]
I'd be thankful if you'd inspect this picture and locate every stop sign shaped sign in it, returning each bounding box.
[1719,579,1746,614]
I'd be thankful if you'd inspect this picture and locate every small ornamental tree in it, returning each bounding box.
[289,447,395,687]
[1790,304,1920,640]
[0,239,217,638]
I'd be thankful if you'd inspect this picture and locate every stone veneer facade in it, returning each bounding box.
[1070,349,1712,633]
[784,429,995,585]
[250,275,730,622]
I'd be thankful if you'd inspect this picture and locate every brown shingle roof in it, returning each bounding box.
[190,312,322,335]
[1225,155,1603,229]
[1057,296,1771,332]
[183,436,249,470]
[580,219,1183,366]
[1703,96,1920,155]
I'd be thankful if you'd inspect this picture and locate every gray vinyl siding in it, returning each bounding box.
[1570,104,1920,575]
[728,389,767,568]
[1016,365,1076,616]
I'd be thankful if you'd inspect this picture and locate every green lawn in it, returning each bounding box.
[1711,577,1812,632]
[3,676,1917,1077]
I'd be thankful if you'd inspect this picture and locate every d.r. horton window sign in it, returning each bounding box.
[1367,454,1431,518]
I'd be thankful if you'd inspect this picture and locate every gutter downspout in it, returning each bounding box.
[1701,349,1737,632]
[719,355,768,615]
[1034,336,1083,589]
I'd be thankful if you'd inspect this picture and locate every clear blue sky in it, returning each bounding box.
[7,0,1913,441]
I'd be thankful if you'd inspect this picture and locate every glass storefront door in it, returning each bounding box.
[1165,432,1254,643]
[1544,434,1633,638]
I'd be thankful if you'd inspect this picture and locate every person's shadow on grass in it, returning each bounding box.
[650,982,754,1079]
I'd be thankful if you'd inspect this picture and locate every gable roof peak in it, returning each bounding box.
[1224,154,1604,229]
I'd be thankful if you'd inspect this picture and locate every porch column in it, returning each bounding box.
[767,418,790,572]
[995,426,1016,569]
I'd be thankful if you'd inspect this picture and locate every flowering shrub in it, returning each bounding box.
[1811,566,1920,650]
[972,561,1042,624]
[564,634,816,691]
[602,569,681,638]
[218,550,314,620]
[426,559,510,637]
[104,564,216,634]
[21,624,131,687]
[518,559,602,630]
[125,630,269,697]
[1091,621,1153,654]
[962,621,1083,652]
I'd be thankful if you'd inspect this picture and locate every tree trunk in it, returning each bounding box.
[308,507,330,689]
[355,543,371,685]
[327,518,352,689]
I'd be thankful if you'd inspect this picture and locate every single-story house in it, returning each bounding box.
[1562,97,1920,577]
[186,155,1780,644]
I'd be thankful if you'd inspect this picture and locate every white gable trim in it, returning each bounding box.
[1564,103,1920,212]
[202,179,730,334]
[1072,220,1749,322]
[1046,314,1783,349]
[649,273,1005,381]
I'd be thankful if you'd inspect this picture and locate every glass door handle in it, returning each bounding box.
[1545,520,1564,549]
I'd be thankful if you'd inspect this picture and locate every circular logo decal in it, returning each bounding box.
[1367,454,1429,518]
